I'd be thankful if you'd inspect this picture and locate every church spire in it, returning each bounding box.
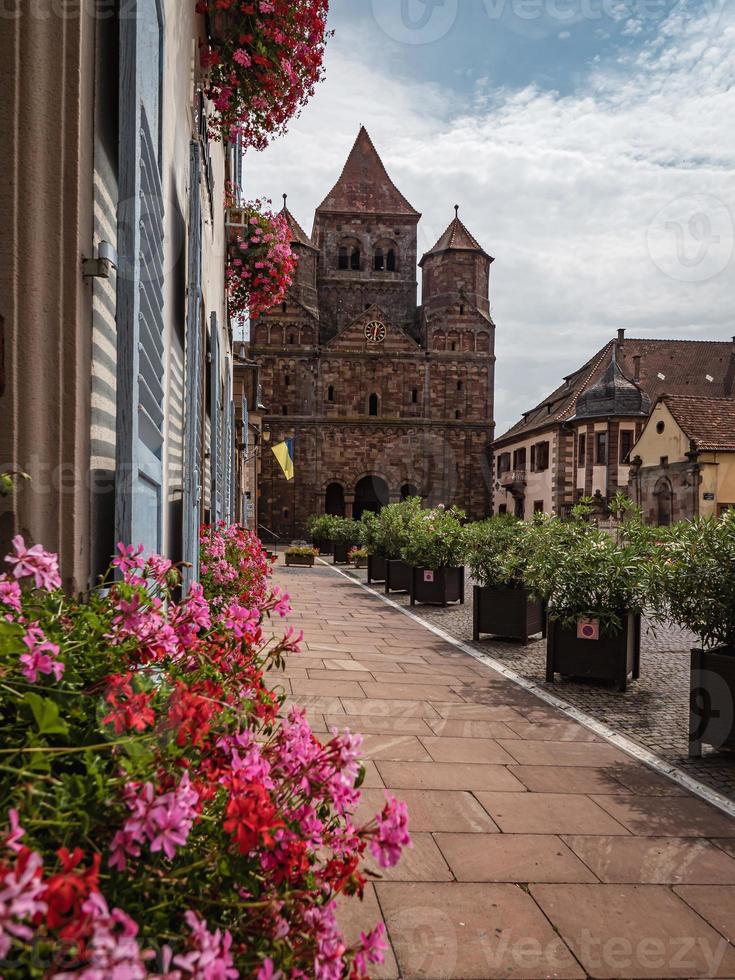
[420,206,492,264]
[315,126,419,217]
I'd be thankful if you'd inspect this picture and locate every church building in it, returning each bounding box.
[250,127,496,538]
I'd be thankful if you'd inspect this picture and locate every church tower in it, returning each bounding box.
[280,195,319,316]
[420,206,493,319]
[311,126,421,343]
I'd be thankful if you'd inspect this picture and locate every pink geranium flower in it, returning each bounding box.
[369,796,411,868]
[19,625,64,683]
[4,535,61,591]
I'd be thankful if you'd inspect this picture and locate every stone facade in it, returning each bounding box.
[250,128,496,538]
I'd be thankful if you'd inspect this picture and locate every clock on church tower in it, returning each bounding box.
[364,320,386,344]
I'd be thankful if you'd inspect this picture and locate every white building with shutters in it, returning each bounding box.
[0,3,244,591]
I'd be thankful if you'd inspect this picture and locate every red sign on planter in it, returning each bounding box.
[423,570,434,583]
[577,618,600,640]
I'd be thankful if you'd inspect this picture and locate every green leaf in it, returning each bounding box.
[24,691,69,737]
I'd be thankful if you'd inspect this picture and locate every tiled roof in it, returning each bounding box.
[280,198,318,251]
[495,337,735,446]
[420,206,492,263]
[662,395,735,451]
[315,127,419,217]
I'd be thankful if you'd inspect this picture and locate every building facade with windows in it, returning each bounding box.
[0,2,244,590]
[250,127,496,539]
[629,395,735,524]
[492,333,735,518]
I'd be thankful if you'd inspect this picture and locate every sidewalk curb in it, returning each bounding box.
[318,559,735,821]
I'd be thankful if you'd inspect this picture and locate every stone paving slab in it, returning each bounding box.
[274,564,735,978]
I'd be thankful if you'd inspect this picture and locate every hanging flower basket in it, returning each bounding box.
[226,199,296,322]
[197,0,332,148]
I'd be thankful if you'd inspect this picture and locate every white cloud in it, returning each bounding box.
[245,3,735,434]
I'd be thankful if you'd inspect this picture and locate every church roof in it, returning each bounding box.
[280,197,318,251]
[572,349,650,421]
[660,395,735,451]
[420,207,493,264]
[315,127,419,217]
[494,337,735,446]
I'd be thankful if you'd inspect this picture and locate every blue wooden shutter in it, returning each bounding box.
[182,141,203,589]
[209,312,222,524]
[223,358,233,523]
[115,0,165,555]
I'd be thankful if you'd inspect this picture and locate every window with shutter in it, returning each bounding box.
[209,313,223,524]
[115,0,165,557]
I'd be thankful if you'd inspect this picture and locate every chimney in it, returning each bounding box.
[617,328,625,344]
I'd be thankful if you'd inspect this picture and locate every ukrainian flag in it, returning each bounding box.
[272,438,295,481]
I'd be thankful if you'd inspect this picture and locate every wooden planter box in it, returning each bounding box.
[546,612,641,692]
[367,554,387,584]
[473,585,545,643]
[385,559,412,594]
[313,538,333,556]
[690,646,735,758]
[410,566,465,607]
[333,542,351,565]
[285,554,314,567]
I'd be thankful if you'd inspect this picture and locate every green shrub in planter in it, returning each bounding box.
[648,511,735,755]
[349,546,369,568]
[330,517,361,564]
[402,506,467,606]
[525,518,646,689]
[377,498,424,593]
[306,514,338,554]
[466,516,544,642]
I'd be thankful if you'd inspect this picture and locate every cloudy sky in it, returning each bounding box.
[246,0,735,435]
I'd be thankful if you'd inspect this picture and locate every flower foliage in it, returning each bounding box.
[226,201,296,322]
[0,525,410,977]
[464,515,536,590]
[198,0,331,148]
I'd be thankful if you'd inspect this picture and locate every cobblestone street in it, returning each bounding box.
[275,562,735,979]
[337,561,735,802]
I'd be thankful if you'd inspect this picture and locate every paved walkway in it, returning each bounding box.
[340,563,735,802]
[275,564,735,979]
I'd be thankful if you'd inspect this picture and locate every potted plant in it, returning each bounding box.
[348,546,369,569]
[198,0,331,150]
[379,498,424,594]
[648,511,735,757]
[285,545,318,567]
[402,506,466,606]
[466,516,545,643]
[330,518,361,565]
[359,512,386,584]
[525,518,645,691]
[307,514,336,556]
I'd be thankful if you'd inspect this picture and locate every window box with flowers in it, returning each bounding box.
[402,506,467,607]
[466,516,545,644]
[647,511,735,757]
[225,199,296,323]
[198,0,331,149]
[525,518,644,691]
[285,545,318,567]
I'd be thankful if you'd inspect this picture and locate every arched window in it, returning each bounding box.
[325,482,345,517]
[457,379,463,391]
[350,247,360,270]
[327,385,335,403]
[282,405,288,415]
[374,248,384,271]
[400,483,419,500]
[338,247,349,270]
[282,301,287,313]
[411,388,418,404]
[285,375,290,387]
[288,334,295,345]
[368,393,379,417]
[386,249,396,272]
[455,410,462,419]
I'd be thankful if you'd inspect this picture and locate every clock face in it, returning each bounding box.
[365,320,387,344]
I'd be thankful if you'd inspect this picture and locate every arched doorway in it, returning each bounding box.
[400,483,419,501]
[325,482,345,517]
[354,475,389,520]
[655,477,673,526]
